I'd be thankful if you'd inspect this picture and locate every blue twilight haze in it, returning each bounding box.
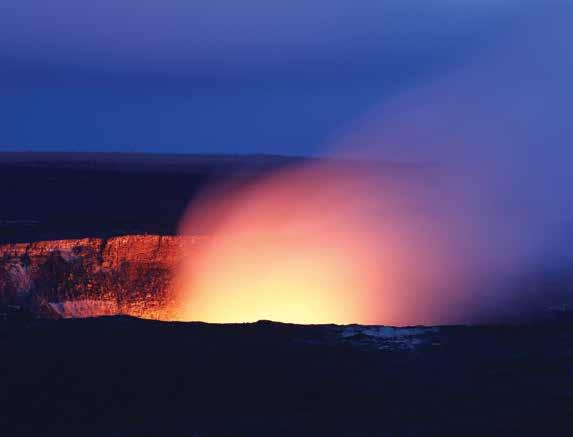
[0,0,542,155]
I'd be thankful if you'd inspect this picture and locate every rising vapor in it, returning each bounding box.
[176,0,573,325]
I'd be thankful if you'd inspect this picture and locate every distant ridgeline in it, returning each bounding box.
[0,152,426,243]
[0,153,307,243]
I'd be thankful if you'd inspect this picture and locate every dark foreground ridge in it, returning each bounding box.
[1,316,572,436]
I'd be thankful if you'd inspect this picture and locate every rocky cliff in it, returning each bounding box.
[0,235,203,319]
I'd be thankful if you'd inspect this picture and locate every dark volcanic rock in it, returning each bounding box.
[0,317,572,436]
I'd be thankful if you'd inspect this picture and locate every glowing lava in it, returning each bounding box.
[175,161,473,325]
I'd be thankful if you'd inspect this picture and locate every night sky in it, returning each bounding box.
[0,0,538,156]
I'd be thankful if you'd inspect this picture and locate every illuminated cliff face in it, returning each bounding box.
[176,162,471,326]
[0,236,190,320]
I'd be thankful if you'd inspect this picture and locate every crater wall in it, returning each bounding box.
[0,235,203,319]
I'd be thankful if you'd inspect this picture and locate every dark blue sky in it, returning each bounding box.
[0,1,544,155]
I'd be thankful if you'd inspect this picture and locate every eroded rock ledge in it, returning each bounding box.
[0,235,203,319]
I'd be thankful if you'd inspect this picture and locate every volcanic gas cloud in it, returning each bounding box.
[175,160,517,326]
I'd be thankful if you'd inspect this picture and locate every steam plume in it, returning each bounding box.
[177,1,573,324]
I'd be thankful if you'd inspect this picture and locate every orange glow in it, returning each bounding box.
[175,162,467,325]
